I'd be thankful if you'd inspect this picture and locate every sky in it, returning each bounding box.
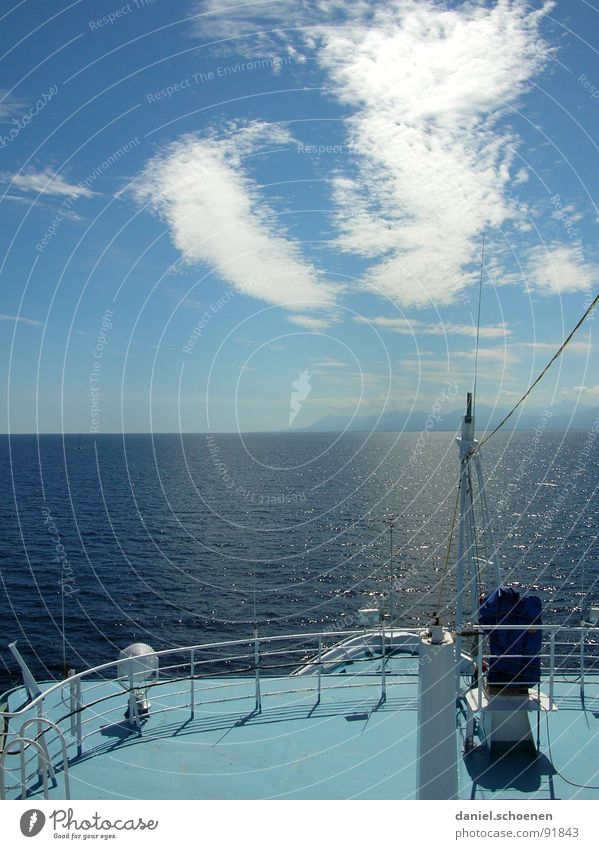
[0,0,597,434]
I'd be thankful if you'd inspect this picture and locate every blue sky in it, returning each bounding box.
[0,0,597,433]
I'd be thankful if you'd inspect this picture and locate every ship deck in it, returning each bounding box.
[3,669,599,800]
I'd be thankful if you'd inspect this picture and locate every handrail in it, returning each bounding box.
[2,624,596,727]
[18,717,71,800]
[464,622,599,713]
[1,623,598,800]
[0,737,49,800]
[0,625,421,798]
[467,624,599,631]
[0,627,422,720]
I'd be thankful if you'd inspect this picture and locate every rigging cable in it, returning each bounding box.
[435,476,462,617]
[467,464,483,597]
[477,292,598,450]
[473,233,485,417]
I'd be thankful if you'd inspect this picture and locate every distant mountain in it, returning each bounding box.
[304,404,599,433]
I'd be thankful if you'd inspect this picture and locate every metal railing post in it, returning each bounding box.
[127,668,140,730]
[19,718,71,800]
[36,702,55,780]
[74,676,83,756]
[549,630,556,707]
[190,649,195,719]
[68,668,76,738]
[0,738,49,800]
[580,624,586,699]
[477,631,483,712]
[317,635,322,704]
[20,739,26,800]
[254,628,261,713]
[380,626,386,702]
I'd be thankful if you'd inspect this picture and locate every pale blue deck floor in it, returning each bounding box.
[4,672,599,800]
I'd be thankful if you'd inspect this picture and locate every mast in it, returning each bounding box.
[454,392,501,658]
[454,236,500,649]
[455,392,474,661]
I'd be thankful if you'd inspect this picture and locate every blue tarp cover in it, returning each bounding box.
[478,586,542,686]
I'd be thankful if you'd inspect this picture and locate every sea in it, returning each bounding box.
[1,429,598,690]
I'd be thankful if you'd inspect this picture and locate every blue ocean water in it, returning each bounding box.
[0,430,597,689]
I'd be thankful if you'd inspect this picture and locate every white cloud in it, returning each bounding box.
[317,0,553,306]
[354,315,511,339]
[451,346,517,364]
[1,194,35,205]
[514,168,529,185]
[310,357,348,368]
[7,168,95,198]
[526,244,596,295]
[0,90,24,121]
[560,384,599,402]
[0,313,43,326]
[189,0,371,58]
[287,314,333,329]
[188,2,572,309]
[134,124,337,311]
[517,339,592,355]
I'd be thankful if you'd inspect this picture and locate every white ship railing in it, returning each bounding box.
[1,624,598,798]
[464,624,599,712]
[0,717,70,800]
[0,627,419,799]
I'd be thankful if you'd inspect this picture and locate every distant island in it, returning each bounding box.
[302,404,599,433]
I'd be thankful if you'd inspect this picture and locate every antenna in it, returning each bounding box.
[387,513,396,572]
[472,233,485,416]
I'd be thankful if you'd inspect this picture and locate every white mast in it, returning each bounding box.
[454,393,501,660]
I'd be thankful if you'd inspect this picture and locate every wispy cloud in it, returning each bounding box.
[6,167,96,198]
[517,339,592,355]
[560,384,599,402]
[287,314,334,329]
[451,346,517,364]
[525,244,596,295]
[0,90,24,121]
[310,357,348,368]
[191,0,555,308]
[318,0,553,306]
[354,315,511,339]
[134,123,337,311]
[0,313,43,326]
[189,0,366,58]
[1,194,35,205]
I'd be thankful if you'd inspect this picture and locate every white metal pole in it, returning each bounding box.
[456,393,475,663]
[317,635,322,703]
[254,627,261,713]
[380,624,386,702]
[474,450,501,589]
[68,669,77,738]
[477,631,483,712]
[8,642,41,700]
[455,459,468,665]
[190,649,195,719]
[549,630,556,707]
[74,677,82,757]
[580,625,585,700]
[416,625,459,800]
